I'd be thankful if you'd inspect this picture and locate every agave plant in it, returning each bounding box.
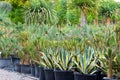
[74,47,97,74]
[34,48,58,69]
[53,48,74,71]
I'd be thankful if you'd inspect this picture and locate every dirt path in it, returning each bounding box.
[0,69,38,80]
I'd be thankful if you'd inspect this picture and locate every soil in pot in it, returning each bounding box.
[39,67,45,80]
[0,58,12,68]
[14,64,21,72]
[21,64,31,74]
[54,70,74,80]
[74,73,97,80]
[44,69,55,80]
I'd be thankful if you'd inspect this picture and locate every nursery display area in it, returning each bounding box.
[0,0,120,80]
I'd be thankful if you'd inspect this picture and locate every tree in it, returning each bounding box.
[99,0,117,26]
[56,0,67,26]
[73,0,97,27]
[113,2,120,23]
[66,0,80,25]
[54,0,80,26]
[25,0,57,25]
[1,0,30,24]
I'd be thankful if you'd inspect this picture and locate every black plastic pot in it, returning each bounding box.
[103,77,110,80]
[21,64,31,74]
[44,69,55,80]
[35,64,40,77]
[14,64,21,72]
[54,70,74,80]
[39,67,45,80]
[11,57,20,65]
[103,77,118,80]
[93,70,102,80]
[31,65,35,76]
[101,74,107,80]
[12,57,20,71]
[0,58,12,68]
[74,73,97,80]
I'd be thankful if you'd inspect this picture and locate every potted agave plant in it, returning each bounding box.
[53,48,74,80]
[30,38,54,78]
[39,48,58,80]
[33,48,57,80]
[74,47,98,80]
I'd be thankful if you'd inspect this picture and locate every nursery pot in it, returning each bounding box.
[54,70,74,80]
[31,65,35,76]
[11,57,20,65]
[100,74,107,80]
[0,58,12,68]
[35,64,40,77]
[103,77,118,80]
[14,64,21,72]
[94,70,103,80]
[74,73,97,80]
[39,67,45,80]
[21,64,31,74]
[44,69,55,80]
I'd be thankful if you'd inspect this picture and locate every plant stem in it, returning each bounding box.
[107,58,112,79]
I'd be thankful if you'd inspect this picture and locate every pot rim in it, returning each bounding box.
[54,70,73,73]
[0,58,11,60]
[103,77,119,79]
[74,73,96,76]
[20,64,31,66]
[44,68,54,71]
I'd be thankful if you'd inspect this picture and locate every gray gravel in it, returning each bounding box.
[0,69,38,80]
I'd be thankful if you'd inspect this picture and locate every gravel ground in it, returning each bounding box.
[0,69,38,80]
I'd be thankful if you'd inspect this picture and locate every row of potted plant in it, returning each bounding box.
[13,47,102,80]
[0,23,120,79]
[13,46,120,80]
